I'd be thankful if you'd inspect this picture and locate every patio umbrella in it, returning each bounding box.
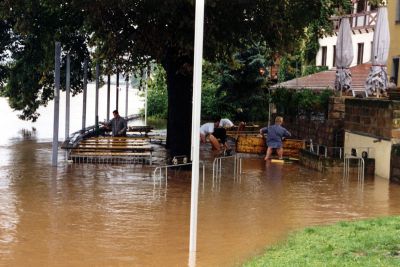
[335,17,354,94]
[365,6,390,97]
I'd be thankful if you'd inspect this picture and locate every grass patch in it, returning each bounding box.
[243,216,400,267]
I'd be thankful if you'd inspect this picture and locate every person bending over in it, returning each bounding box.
[259,116,291,160]
[200,117,230,154]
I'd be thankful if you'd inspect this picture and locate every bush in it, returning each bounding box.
[271,87,333,119]
[146,65,168,119]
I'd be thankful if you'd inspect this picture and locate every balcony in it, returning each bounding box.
[331,10,377,34]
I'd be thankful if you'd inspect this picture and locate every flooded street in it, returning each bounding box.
[1,94,400,266]
[1,139,400,266]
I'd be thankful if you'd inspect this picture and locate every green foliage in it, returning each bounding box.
[243,216,400,267]
[0,0,342,155]
[278,56,297,83]
[217,46,269,121]
[200,61,227,119]
[302,65,329,76]
[284,0,352,76]
[368,0,386,6]
[147,65,168,119]
[145,55,271,122]
[0,1,90,121]
[271,87,333,118]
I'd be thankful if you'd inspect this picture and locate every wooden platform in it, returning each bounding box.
[69,136,153,164]
[235,135,305,158]
[127,125,154,135]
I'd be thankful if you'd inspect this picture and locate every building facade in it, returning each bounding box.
[316,1,378,69]
[387,0,400,84]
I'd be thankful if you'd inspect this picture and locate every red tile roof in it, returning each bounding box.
[272,63,372,91]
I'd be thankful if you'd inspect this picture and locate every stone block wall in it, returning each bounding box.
[391,144,400,183]
[285,119,343,147]
[328,96,345,120]
[284,97,345,147]
[345,98,400,139]
[300,149,375,175]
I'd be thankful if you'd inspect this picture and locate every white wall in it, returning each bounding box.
[316,31,374,69]
[344,131,392,179]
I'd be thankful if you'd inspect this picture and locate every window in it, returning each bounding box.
[393,58,399,85]
[370,4,378,11]
[333,45,336,67]
[321,46,327,66]
[370,41,373,62]
[356,0,366,13]
[357,43,364,65]
[397,0,400,23]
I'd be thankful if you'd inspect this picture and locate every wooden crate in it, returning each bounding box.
[282,139,305,158]
[236,135,266,154]
[236,135,305,158]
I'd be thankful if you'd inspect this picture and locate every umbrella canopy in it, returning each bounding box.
[335,17,354,93]
[365,6,390,97]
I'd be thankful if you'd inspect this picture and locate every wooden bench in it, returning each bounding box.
[69,136,153,164]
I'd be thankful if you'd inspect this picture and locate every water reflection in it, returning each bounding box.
[0,139,400,266]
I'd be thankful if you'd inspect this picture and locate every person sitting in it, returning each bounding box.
[259,116,291,160]
[104,110,127,137]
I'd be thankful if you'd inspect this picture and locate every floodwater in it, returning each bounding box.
[1,91,400,266]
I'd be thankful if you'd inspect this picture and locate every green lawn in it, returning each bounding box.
[243,216,400,267]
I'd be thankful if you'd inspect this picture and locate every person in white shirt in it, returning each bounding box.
[219,118,234,128]
[200,119,220,151]
[200,117,231,154]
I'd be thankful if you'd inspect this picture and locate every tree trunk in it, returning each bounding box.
[162,49,193,159]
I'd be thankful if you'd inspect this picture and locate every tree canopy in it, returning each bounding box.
[0,0,346,157]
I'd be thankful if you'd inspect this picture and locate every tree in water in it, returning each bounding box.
[0,0,339,157]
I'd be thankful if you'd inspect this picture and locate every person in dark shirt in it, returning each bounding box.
[259,116,291,160]
[106,110,127,137]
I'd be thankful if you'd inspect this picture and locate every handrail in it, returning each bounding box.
[343,153,365,182]
[153,161,206,187]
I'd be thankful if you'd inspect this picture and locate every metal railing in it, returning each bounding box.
[212,155,242,182]
[307,140,375,160]
[343,153,365,182]
[70,154,151,165]
[153,161,205,187]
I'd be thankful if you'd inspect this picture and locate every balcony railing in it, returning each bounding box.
[331,10,377,32]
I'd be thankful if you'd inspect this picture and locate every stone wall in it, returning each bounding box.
[300,149,375,175]
[391,144,400,183]
[345,98,400,140]
[284,97,345,147]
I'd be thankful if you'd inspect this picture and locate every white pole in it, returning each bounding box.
[145,67,149,126]
[107,74,111,121]
[65,54,70,140]
[82,58,88,131]
[125,74,129,118]
[189,0,204,254]
[116,71,120,111]
[95,63,100,130]
[52,42,61,166]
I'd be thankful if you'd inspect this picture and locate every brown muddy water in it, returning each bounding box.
[1,137,400,267]
[2,95,400,266]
